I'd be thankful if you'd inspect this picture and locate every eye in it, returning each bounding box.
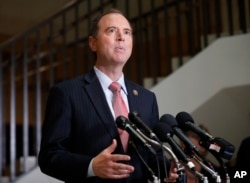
[107,27,117,34]
[124,30,131,35]
[124,29,132,36]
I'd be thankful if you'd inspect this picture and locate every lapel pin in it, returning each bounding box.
[133,89,138,96]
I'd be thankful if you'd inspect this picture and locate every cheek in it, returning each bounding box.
[128,39,133,47]
[96,41,108,52]
[127,42,133,54]
[99,39,113,50]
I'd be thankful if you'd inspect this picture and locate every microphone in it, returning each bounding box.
[160,114,210,164]
[128,111,159,140]
[116,116,156,155]
[154,122,196,172]
[176,112,212,141]
[176,111,235,160]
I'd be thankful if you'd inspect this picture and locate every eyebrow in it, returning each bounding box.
[105,26,132,32]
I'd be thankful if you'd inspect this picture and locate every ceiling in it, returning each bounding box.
[0,0,71,43]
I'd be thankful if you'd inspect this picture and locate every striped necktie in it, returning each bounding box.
[109,82,129,152]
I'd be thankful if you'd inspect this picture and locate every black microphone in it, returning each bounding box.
[160,114,208,163]
[116,116,156,155]
[154,122,196,172]
[128,111,159,140]
[176,111,235,160]
[176,112,213,141]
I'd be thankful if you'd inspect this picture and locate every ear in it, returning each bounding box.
[89,36,97,52]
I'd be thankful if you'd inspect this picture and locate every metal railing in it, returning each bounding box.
[0,0,249,182]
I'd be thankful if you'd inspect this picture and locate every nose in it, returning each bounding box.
[116,31,125,41]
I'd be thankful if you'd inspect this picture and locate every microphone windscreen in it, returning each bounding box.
[128,111,146,129]
[154,122,174,141]
[176,111,194,131]
[212,137,235,160]
[128,111,139,121]
[115,115,128,130]
[160,114,178,128]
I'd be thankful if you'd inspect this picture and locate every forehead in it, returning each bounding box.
[98,13,132,30]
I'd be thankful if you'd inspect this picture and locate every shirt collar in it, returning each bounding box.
[94,66,128,95]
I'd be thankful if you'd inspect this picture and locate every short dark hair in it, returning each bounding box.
[89,8,128,37]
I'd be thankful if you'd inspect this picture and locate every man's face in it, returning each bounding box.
[89,13,133,66]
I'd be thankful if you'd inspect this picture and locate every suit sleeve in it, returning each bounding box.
[38,86,92,182]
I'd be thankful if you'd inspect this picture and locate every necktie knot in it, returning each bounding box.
[109,82,121,93]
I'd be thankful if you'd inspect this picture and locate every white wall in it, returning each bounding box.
[151,33,250,160]
[14,168,63,183]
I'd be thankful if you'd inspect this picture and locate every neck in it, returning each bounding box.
[95,64,123,81]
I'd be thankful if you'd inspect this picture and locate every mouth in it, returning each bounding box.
[114,46,125,52]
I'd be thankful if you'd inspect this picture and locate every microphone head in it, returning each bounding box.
[160,114,178,128]
[154,122,174,141]
[115,115,128,130]
[212,137,235,160]
[176,111,194,131]
[128,111,140,123]
[128,111,139,117]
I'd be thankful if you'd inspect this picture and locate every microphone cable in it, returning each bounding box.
[130,140,160,183]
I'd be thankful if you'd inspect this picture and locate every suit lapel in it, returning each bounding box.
[84,70,118,139]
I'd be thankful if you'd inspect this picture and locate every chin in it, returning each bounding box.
[113,57,128,64]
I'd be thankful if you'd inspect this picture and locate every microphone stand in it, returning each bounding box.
[194,170,209,183]
[192,155,221,183]
[137,129,213,183]
[137,130,191,183]
[130,141,160,183]
[136,130,182,170]
[209,150,230,183]
[139,131,212,183]
[136,130,184,171]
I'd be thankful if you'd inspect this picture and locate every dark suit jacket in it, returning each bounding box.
[38,69,166,183]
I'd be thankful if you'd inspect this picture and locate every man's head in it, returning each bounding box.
[89,9,133,67]
[89,9,131,38]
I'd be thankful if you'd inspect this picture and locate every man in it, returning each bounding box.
[38,8,178,183]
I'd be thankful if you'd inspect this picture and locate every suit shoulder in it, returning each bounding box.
[125,80,155,95]
[54,76,84,87]
[50,76,86,95]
